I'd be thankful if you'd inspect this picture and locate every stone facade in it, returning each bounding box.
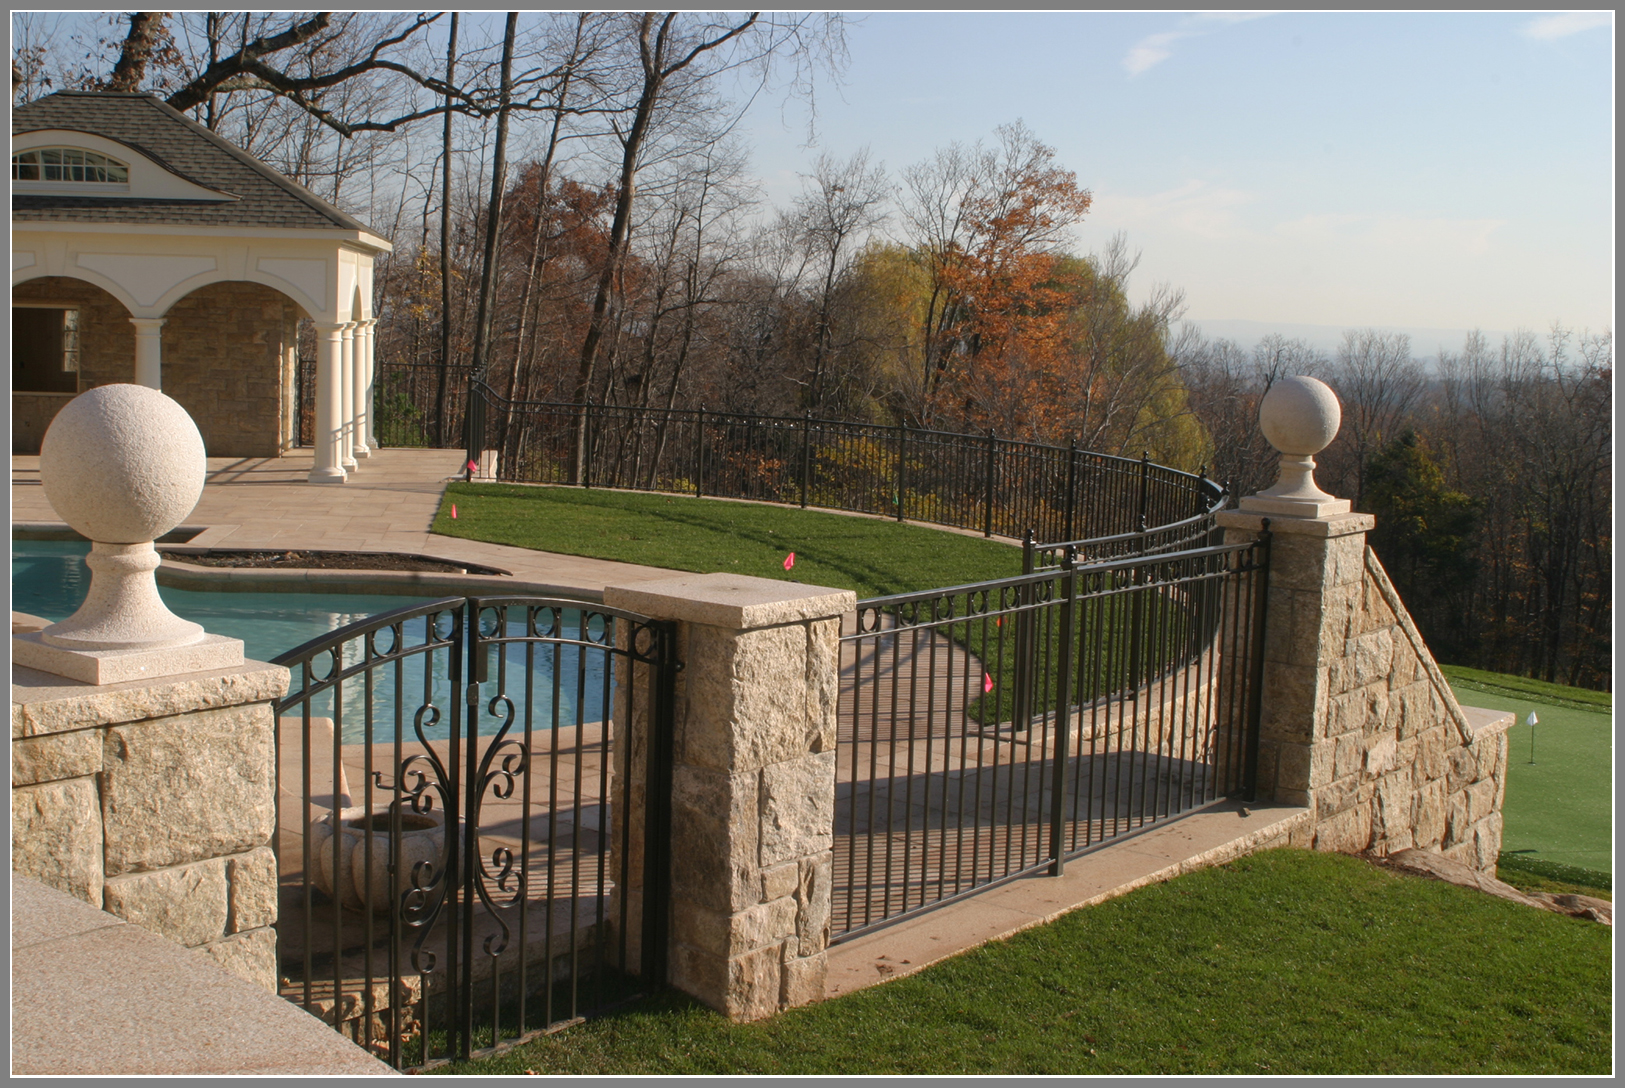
[604,573,854,1022]
[1218,510,1510,870]
[11,277,300,457]
[11,660,289,990]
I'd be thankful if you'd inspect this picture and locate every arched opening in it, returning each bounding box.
[162,280,308,457]
[12,275,133,453]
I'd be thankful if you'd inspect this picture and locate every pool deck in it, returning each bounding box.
[11,448,686,594]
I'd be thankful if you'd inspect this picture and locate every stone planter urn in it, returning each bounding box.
[309,805,448,914]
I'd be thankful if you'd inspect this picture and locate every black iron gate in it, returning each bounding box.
[272,595,677,1069]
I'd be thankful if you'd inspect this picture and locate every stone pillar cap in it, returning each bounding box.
[605,573,855,629]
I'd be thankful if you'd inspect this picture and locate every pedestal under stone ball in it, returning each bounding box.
[39,384,207,544]
[1259,376,1341,457]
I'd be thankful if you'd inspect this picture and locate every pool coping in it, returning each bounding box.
[13,522,608,604]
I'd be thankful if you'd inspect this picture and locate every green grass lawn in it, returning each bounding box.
[1440,667,1612,877]
[434,482,1022,598]
[426,849,1610,1076]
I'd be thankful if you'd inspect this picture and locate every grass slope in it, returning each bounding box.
[429,850,1610,1076]
[434,483,1021,598]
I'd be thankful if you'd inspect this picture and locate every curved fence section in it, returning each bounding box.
[358,363,1223,548]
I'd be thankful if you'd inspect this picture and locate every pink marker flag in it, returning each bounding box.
[983,673,994,694]
[784,551,796,571]
[450,504,458,519]
[467,458,479,473]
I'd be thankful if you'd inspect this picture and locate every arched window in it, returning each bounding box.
[12,147,129,183]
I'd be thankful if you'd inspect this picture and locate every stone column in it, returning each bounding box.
[340,321,358,470]
[130,317,165,390]
[603,573,853,1022]
[1215,376,1506,869]
[309,322,347,483]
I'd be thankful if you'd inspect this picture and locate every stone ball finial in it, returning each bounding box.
[1259,375,1341,457]
[39,384,207,544]
[1238,374,1351,519]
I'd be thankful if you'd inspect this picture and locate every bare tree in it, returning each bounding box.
[1319,328,1424,507]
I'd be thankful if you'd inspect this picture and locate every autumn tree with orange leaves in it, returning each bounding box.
[897,121,1093,428]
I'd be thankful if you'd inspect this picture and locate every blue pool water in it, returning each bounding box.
[12,539,609,740]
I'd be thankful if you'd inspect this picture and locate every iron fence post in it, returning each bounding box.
[1012,529,1036,733]
[694,405,705,499]
[1138,449,1150,532]
[800,412,812,508]
[1243,521,1272,802]
[983,429,997,537]
[1064,439,1078,542]
[583,398,595,488]
[642,620,678,984]
[895,424,907,522]
[1048,546,1079,875]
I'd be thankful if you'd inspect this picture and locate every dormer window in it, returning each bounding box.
[12,147,129,183]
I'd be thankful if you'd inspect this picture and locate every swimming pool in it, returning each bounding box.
[12,539,608,740]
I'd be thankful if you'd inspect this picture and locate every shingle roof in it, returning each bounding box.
[12,91,379,235]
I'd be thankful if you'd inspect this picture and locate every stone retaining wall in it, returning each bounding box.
[1219,510,1510,871]
[11,660,289,990]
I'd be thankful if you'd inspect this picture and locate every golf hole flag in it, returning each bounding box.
[784,552,795,571]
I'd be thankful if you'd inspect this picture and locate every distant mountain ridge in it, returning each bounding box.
[1186,318,1517,357]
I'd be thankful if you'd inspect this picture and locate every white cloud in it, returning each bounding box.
[1123,31,1185,75]
[1521,11,1612,40]
[1100,181,1255,240]
[1122,12,1274,75]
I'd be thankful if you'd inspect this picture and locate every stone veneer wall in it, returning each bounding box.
[162,281,300,458]
[11,659,289,990]
[1223,510,1510,871]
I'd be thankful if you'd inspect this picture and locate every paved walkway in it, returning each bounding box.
[12,448,685,593]
[12,876,393,1076]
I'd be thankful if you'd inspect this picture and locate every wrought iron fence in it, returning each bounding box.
[833,531,1271,940]
[442,377,1223,544]
[272,595,676,1070]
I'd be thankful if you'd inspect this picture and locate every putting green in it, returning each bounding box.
[1447,683,1612,874]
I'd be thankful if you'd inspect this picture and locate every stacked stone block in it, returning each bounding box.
[1218,510,1509,870]
[11,661,289,989]
[605,573,854,1022]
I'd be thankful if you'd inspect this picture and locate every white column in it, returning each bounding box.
[309,322,347,484]
[362,320,379,452]
[352,318,372,458]
[340,322,358,470]
[129,318,165,390]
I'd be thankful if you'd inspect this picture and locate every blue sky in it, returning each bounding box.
[739,10,1614,350]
